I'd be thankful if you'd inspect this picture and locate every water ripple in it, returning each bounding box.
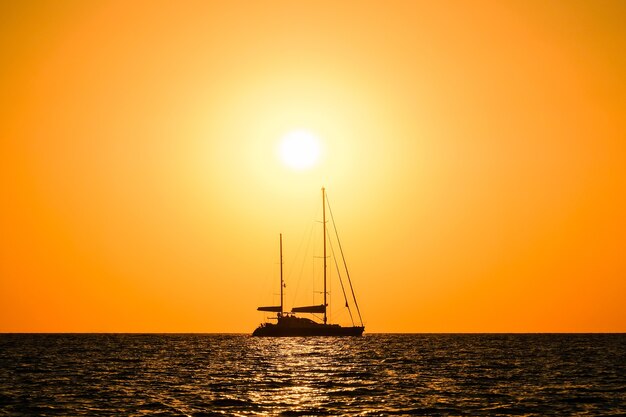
[0,334,625,415]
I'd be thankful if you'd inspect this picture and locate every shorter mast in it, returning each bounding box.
[280,233,284,316]
[256,234,287,314]
[322,187,327,325]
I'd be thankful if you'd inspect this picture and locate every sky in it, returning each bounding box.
[1,0,625,332]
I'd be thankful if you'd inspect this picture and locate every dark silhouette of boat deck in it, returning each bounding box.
[253,314,364,337]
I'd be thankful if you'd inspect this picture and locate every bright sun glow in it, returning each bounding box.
[278,130,321,170]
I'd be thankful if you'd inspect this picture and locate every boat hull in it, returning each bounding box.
[252,322,364,337]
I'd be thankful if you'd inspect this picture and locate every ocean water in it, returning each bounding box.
[0,334,624,416]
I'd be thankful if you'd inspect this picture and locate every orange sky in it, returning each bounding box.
[1,0,625,332]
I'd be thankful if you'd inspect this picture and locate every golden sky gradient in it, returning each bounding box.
[1,1,625,332]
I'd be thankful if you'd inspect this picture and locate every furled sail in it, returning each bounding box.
[257,306,282,312]
[291,304,326,314]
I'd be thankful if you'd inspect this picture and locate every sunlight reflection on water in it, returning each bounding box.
[0,334,625,416]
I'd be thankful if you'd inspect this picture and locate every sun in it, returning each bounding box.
[278,130,321,170]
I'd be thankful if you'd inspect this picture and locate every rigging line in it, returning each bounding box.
[285,200,320,311]
[286,199,320,280]
[328,234,355,326]
[291,218,316,310]
[326,193,364,327]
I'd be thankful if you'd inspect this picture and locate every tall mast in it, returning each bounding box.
[280,233,284,316]
[322,187,327,324]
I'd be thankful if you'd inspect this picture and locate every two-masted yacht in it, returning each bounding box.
[252,188,365,337]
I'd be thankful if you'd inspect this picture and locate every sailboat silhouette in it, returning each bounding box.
[252,188,365,337]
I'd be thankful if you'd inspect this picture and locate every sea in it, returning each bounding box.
[1,334,624,416]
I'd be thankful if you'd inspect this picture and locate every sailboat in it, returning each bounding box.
[252,188,365,337]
